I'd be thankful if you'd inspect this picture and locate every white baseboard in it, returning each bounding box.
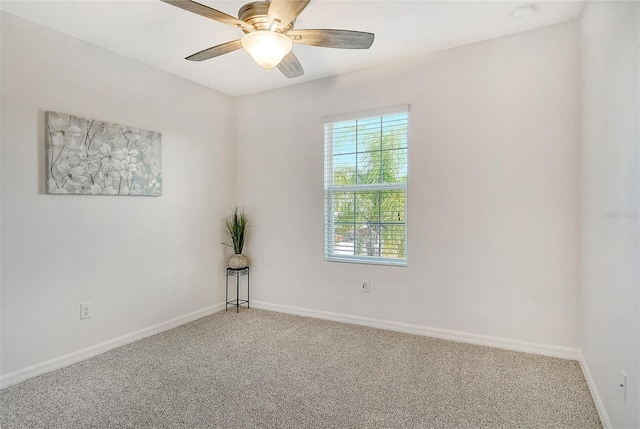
[250,302,616,426]
[0,303,225,389]
[3,300,606,424]
[251,300,580,360]
[578,351,612,429]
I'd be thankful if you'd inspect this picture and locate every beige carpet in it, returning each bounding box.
[0,309,602,428]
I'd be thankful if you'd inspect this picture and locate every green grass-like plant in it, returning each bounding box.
[224,207,247,254]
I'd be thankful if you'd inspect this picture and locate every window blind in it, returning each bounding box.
[323,107,408,266]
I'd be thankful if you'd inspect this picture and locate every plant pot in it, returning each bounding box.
[228,253,249,269]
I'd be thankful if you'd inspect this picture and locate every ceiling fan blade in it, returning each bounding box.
[161,0,254,32]
[287,29,375,49]
[267,0,310,30]
[277,52,304,78]
[185,40,243,61]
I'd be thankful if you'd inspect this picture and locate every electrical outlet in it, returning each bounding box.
[361,280,371,293]
[80,302,92,320]
[620,370,627,402]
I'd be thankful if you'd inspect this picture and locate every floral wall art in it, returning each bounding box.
[46,111,162,196]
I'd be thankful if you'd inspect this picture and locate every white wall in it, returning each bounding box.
[2,6,637,427]
[0,12,236,376]
[9,11,638,428]
[579,2,640,428]
[236,22,580,348]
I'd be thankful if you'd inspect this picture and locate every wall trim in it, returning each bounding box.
[251,300,580,360]
[0,303,225,389]
[578,350,612,429]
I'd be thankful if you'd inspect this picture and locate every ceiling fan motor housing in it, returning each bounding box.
[238,1,294,33]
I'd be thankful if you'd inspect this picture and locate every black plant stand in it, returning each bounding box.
[226,267,249,313]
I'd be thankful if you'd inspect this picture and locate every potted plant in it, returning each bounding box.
[224,207,249,269]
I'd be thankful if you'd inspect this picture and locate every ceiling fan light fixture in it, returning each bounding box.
[241,31,293,71]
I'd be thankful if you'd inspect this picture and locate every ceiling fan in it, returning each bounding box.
[161,0,375,78]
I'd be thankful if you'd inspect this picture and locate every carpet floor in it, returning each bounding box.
[1,309,602,428]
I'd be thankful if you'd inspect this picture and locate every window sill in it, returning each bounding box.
[325,256,407,267]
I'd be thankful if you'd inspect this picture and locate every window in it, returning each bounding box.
[323,106,408,266]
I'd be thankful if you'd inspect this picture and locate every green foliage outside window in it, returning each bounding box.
[327,113,408,261]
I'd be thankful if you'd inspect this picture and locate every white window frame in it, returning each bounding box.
[323,105,409,267]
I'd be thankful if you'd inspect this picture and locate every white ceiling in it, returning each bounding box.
[1,0,585,97]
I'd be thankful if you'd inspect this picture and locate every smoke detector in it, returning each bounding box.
[513,5,535,20]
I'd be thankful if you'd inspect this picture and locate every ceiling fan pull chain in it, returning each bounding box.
[270,19,282,32]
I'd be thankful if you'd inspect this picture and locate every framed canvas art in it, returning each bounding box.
[46,111,162,196]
